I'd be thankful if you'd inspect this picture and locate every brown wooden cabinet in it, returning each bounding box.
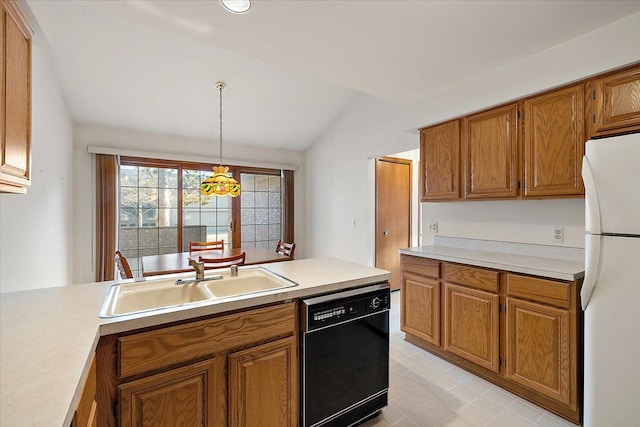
[418,64,639,202]
[444,283,500,373]
[96,302,297,427]
[461,104,519,199]
[419,120,460,201]
[72,356,98,427]
[443,263,500,373]
[505,273,578,413]
[523,84,585,197]
[586,64,640,139]
[400,256,441,346]
[400,255,582,423]
[119,359,219,427]
[228,337,297,427]
[0,0,32,194]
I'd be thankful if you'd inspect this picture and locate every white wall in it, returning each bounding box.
[304,14,640,263]
[0,32,74,292]
[305,94,416,265]
[72,124,305,284]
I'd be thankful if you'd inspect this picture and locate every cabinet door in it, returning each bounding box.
[587,65,640,138]
[523,85,585,197]
[401,272,440,346]
[461,104,518,199]
[228,337,297,427]
[444,283,499,372]
[1,0,31,193]
[119,359,219,427]
[420,120,460,201]
[506,297,570,405]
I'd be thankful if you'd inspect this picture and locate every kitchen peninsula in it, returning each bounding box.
[0,258,390,426]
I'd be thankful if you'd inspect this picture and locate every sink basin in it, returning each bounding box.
[202,268,297,298]
[100,267,297,318]
[100,279,212,317]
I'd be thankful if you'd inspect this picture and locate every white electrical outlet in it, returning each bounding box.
[552,226,564,243]
[428,221,438,233]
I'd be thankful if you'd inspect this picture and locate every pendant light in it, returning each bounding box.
[201,82,241,197]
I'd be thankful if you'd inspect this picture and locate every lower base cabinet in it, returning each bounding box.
[505,297,570,405]
[96,302,298,427]
[228,337,297,426]
[400,255,582,424]
[119,359,220,426]
[444,283,500,373]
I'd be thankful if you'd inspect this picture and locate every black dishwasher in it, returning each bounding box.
[301,283,390,427]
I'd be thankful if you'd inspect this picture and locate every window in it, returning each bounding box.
[240,173,282,250]
[117,158,292,277]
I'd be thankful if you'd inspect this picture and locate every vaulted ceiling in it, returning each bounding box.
[27,0,640,151]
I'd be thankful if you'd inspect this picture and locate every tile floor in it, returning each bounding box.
[360,291,576,427]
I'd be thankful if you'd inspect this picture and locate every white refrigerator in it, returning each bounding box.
[581,132,640,426]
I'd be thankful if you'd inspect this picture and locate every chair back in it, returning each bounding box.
[199,252,246,269]
[190,240,224,252]
[115,250,133,279]
[276,240,296,259]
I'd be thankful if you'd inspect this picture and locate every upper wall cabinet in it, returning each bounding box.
[420,120,460,201]
[523,84,585,197]
[585,64,640,139]
[0,0,32,194]
[418,63,638,202]
[461,103,519,199]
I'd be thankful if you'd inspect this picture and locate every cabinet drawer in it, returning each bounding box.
[118,302,296,378]
[507,274,570,308]
[445,263,499,292]
[401,255,440,279]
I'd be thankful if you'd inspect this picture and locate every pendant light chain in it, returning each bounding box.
[201,81,240,197]
[218,82,224,165]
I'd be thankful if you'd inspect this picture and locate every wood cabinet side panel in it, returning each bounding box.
[523,84,585,197]
[462,104,519,199]
[444,283,500,372]
[119,303,295,378]
[72,355,97,427]
[420,120,460,201]
[506,298,571,406]
[401,273,441,346]
[228,337,297,427]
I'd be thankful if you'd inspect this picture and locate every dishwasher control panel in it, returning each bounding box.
[302,283,390,331]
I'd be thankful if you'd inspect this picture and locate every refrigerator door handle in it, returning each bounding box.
[582,156,601,235]
[581,234,601,310]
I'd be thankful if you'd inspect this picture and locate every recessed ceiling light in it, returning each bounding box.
[220,0,251,14]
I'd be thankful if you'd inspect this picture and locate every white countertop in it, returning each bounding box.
[0,257,389,427]
[400,245,584,281]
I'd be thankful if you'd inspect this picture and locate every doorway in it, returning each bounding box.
[375,157,411,290]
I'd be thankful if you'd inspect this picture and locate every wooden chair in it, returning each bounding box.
[115,250,133,279]
[189,240,224,252]
[276,240,296,259]
[199,252,246,269]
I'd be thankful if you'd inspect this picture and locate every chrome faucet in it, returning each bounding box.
[230,264,239,277]
[189,259,205,280]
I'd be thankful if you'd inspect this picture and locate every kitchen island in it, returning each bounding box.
[0,257,390,426]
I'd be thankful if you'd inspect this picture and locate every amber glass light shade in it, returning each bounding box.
[202,165,240,197]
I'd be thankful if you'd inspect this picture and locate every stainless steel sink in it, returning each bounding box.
[99,267,297,318]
